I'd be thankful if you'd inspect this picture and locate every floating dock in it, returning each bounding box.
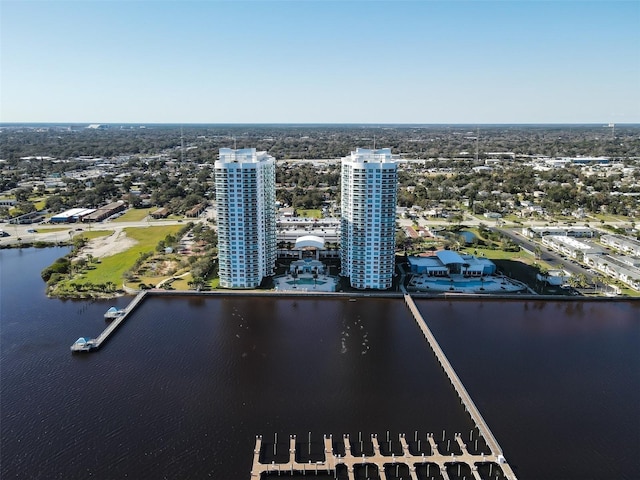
[251,432,511,479]
[70,291,147,353]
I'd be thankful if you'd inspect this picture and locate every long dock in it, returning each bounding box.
[403,294,517,479]
[70,291,147,352]
[251,432,512,479]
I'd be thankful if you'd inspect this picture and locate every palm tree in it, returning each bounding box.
[534,245,542,260]
[577,273,589,288]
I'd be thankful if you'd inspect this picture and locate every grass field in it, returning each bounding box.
[619,288,640,298]
[465,246,555,270]
[35,227,72,233]
[112,208,153,223]
[170,274,192,290]
[296,209,322,218]
[73,225,182,286]
[587,213,632,223]
[78,230,114,240]
[30,198,47,210]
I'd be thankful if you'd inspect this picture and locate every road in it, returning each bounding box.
[0,218,191,247]
[495,227,596,281]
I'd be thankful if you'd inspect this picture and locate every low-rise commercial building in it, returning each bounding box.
[522,226,594,238]
[83,201,126,222]
[408,251,496,277]
[584,252,640,291]
[600,234,640,256]
[50,208,96,223]
[541,235,603,260]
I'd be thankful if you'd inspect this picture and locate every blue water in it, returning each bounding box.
[287,277,327,285]
[430,278,485,287]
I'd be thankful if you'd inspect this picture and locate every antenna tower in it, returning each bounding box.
[180,127,185,162]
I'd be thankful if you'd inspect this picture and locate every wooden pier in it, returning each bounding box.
[251,432,513,479]
[70,291,147,352]
[403,294,517,480]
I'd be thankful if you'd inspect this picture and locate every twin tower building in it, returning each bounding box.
[214,147,398,290]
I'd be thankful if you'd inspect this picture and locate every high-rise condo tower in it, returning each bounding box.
[340,148,398,289]
[214,148,276,288]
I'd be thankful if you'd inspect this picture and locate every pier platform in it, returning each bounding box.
[251,432,511,479]
[70,291,147,352]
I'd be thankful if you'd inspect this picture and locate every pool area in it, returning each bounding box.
[408,274,527,293]
[274,274,338,292]
[287,277,327,286]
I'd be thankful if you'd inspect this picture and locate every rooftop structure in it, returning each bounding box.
[50,208,96,223]
[541,235,603,259]
[409,252,497,277]
[584,253,640,291]
[522,226,595,238]
[600,234,640,256]
[83,201,126,222]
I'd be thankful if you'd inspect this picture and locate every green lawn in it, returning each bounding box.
[296,209,322,218]
[619,288,640,298]
[35,227,72,233]
[30,198,47,210]
[586,213,630,223]
[171,274,192,290]
[462,247,527,261]
[112,207,153,223]
[78,230,114,240]
[73,225,182,287]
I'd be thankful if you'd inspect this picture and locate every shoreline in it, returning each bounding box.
[131,288,638,302]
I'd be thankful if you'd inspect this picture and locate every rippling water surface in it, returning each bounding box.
[1,248,639,479]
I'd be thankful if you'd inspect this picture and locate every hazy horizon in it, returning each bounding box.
[2,121,639,127]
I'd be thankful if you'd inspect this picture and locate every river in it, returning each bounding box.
[1,248,638,479]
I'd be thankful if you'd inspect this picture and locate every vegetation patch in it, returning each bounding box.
[78,230,114,240]
[36,227,73,233]
[42,221,221,297]
[44,225,183,297]
[296,209,322,218]
[112,207,154,223]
